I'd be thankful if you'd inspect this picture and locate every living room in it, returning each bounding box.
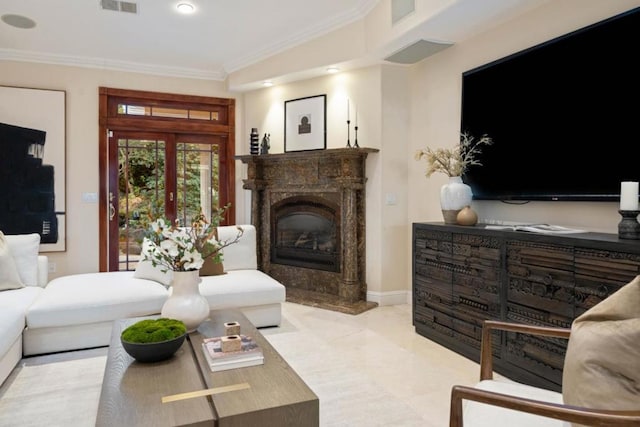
[1,0,639,425]
[1,0,636,300]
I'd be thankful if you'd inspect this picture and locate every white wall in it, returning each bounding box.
[408,0,640,234]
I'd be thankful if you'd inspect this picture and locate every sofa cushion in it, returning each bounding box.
[218,225,257,271]
[26,271,169,328]
[0,306,27,359]
[0,286,44,312]
[0,232,24,290]
[562,275,640,415]
[3,232,40,287]
[199,270,285,309]
[134,241,173,287]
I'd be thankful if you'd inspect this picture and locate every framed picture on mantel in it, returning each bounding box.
[284,94,326,152]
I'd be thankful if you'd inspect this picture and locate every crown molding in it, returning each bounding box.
[223,0,379,73]
[0,48,226,81]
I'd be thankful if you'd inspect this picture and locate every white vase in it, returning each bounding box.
[440,176,473,224]
[161,270,210,332]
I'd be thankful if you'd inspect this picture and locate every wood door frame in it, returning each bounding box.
[99,87,235,272]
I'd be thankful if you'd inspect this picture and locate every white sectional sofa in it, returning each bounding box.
[0,225,285,386]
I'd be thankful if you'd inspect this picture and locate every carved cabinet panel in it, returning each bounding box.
[412,223,640,392]
[413,226,501,363]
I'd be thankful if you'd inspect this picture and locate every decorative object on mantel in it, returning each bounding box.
[260,133,270,155]
[415,132,492,224]
[346,98,351,148]
[353,104,359,148]
[250,128,259,155]
[456,205,478,226]
[284,94,326,152]
[140,207,244,331]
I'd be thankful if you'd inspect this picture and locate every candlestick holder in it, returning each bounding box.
[346,120,351,148]
[354,125,359,148]
[618,210,640,239]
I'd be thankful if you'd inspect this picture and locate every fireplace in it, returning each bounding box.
[271,196,340,272]
[236,148,378,314]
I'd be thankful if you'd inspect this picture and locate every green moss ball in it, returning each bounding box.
[121,318,187,343]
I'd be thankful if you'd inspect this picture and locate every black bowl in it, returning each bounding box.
[121,333,187,363]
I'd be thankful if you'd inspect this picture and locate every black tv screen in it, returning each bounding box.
[461,7,640,202]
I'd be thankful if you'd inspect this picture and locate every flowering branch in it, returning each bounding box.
[415,132,493,178]
[141,206,244,272]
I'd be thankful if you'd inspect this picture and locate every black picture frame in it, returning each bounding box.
[284,95,326,152]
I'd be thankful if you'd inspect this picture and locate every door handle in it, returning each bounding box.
[109,192,116,221]
[170,192,174,202]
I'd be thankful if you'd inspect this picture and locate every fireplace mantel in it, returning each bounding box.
[236,148,378,313]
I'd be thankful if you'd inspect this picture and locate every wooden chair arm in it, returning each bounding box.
[480,320,571,380]
[449,385,640,427]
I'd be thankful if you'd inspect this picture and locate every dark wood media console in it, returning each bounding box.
[412,222,640,392]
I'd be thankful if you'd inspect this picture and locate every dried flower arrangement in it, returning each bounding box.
[415,132,493,178]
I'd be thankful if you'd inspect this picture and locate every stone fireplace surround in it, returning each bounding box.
[236,148,378,314]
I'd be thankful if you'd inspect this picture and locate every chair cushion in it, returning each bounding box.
[464,380,568,427]
[562,275,640,414]
[0,232,24,291]
[3,232,40,287]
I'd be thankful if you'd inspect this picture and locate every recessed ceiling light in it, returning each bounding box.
[326,67,340,73]
[1,14,37,29]
[263,81,274,87]
[176,2,195,13]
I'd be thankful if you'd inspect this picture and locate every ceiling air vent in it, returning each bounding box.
[384,39,453,64]
[100,0,138,14]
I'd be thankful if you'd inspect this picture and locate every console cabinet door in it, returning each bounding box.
[573,247,640,317]
[504,239,574,391]
[413,226,454,340]
[450,232,502,358]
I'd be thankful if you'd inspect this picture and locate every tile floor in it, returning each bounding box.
[0,302,490,426]
[261,302,484,426]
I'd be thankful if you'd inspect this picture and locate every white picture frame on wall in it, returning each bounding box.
[284,94,326,152]
[0,86,66,252]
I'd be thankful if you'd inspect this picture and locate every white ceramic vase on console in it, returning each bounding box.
[440,176,473,224]
[161,269,209,332]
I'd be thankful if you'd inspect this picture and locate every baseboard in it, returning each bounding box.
[366,290,410,306]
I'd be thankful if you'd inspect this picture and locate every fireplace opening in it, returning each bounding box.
[271,197,340,272]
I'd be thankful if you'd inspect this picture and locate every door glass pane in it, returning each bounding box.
[118,138,166,271]
[176,142,220,227]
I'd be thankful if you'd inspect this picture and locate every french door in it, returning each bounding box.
[108,131,228,271]
[99,88,236,272]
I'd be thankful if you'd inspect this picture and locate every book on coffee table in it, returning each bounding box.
[201,334,264,372]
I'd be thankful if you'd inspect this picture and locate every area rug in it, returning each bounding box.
[0,350,106,427]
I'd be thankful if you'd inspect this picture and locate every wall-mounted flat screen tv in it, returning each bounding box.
[461,7,640,202]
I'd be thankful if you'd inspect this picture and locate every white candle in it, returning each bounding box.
[347,99,350,121]
[620,181,639,210]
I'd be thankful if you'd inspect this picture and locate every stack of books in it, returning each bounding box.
[201,334,264,372]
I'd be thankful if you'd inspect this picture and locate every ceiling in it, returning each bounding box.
[0,0,551,88]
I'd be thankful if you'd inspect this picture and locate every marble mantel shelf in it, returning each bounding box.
[235,147,379,162]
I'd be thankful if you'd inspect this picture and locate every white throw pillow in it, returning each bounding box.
[133,239,173,286]
[3,231,40,287]
[0,231,24,291]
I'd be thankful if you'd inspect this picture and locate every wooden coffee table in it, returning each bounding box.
[96,309,319,426]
